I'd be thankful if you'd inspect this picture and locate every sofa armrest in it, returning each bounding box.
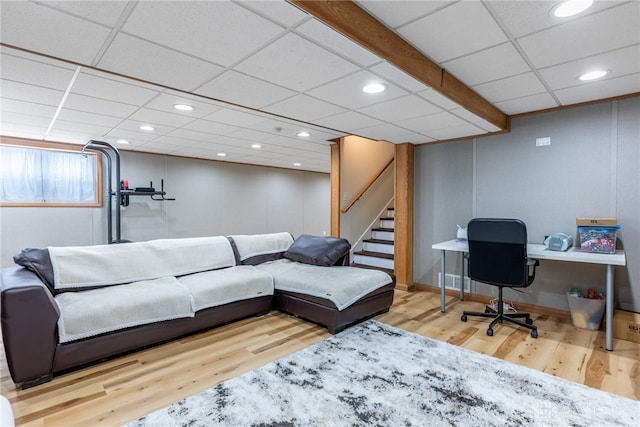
[1,267,60,386]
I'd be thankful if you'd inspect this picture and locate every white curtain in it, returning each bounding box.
[0,145,96,203]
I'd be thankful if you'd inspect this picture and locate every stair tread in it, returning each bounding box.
[351,263,394,275]
[379,217,395,221]
[364,238,394,245]
[372,227,394,232]
[354,250,394,260]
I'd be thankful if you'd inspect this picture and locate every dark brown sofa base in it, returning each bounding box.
[2,266,395,389]
[274,283,395,334]
[52,296,272,375]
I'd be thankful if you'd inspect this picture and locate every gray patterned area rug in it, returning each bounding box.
[127,320,639,427]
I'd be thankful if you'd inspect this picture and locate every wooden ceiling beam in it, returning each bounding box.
[290,0,509,131]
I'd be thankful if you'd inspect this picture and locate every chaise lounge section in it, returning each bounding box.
[1,232,395,389]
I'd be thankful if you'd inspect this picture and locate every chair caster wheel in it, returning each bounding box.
[526,318,533,325]
[487,328,493,336]
[531,329,538,338]
[484,308,491,314]
[461,314,467,322]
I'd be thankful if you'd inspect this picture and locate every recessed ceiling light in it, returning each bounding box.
[578,70,608,81]
[116,139,130,145]
[551,0,593,18]
[217,152,227,157]
[293,162,301,167]
[363,83,387,94]
[139,125,155,131]
[251,143,262,149]
[297,131,310,137]
[173,104,194,111]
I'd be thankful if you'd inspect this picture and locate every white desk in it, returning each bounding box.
[432,239,626,351]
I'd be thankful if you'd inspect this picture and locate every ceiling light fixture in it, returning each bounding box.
[251,143,262,149]
[362,83,387,94]
[551,0,593,18]
[173,104,194,111]
[578,70,608,81]
[116,139,130,145]
[293,162,301,167]
[139,125,155,131]
[297,131,310,137]
[217,152,227,157]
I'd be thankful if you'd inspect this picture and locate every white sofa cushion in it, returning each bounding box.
[256,259,393,311]
[178,266,274,312]
[229,232,293,265]
[49,236,236,291]
[55,276,193,343]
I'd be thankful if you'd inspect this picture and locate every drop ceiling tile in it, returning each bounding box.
[443,43,531,86]
[426,123,485,140]
[351,123,411,141]
[486,0,624,39]
[105,128,160,143]
[296,19,382,67]
[72,71,160,105]
[494,92,559,115]
[46,131,99,145]
[195,70,296,109]
[0,124,47,140]
[168,128,225,144]
[385,132,435,144]
[518,2,640,68]
[417,89,460,110]
[359,95,442,122]
[128,108,196,128]
[56,109,123,128]
[98,33,225,91]
[539,45,640,90]
[204,107,268,128]
[369,62,431,93]
[554,74,640,105]
[181,119,240,136]
[1,98,57,118]
[395,111,468,134]
[265,95,347,121]
[398,1,508,63]
[238,0,308,27]
[122,1,284,67]
[235,33,359,92]
[0,1,111,64]
[142,92,224,118]
[0,52,77,90]
[64,93,139,118]
[116,119,177,137]
[312,111,383,132]
[472,72,547,103]
[0,80,64,106]
[355,0,454,29]
[307,70,408,110]
[51,120,112,136]
[0,112,52,128]
[43,0,130,27]
[227,128,278,143]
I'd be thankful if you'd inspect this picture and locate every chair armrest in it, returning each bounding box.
[526,258,540,282]
[1,267,60,386]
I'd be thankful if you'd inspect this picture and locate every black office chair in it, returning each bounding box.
[461,218,540,338]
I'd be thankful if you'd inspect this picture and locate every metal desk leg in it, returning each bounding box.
[440,250,446,312]
[606,264,614,351]
[459,252,465,301]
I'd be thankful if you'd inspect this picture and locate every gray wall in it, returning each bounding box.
[0,152,329,267]
[415,98,640,312]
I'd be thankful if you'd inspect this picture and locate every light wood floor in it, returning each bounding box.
[2,289,639,426]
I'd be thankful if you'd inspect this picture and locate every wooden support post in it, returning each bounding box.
[330,141,341,237]
[394,143,415,291]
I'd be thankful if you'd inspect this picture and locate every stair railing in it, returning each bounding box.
[341,157,394,213]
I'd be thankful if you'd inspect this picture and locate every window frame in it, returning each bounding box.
[0,136,103,207]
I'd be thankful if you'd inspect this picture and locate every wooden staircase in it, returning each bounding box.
[352,207,394,275]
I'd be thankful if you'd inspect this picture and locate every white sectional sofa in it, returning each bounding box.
[1,232,395,389]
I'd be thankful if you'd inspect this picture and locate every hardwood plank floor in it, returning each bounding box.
[1,289,638,426]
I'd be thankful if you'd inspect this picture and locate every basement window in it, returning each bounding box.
[0,139,101,207]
